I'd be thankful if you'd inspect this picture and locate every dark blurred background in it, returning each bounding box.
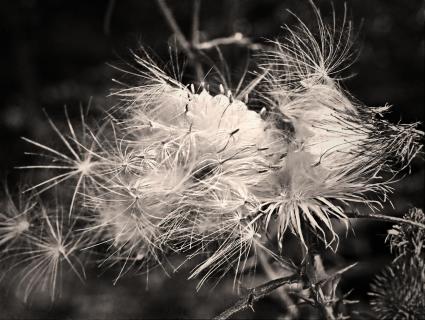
[0,0,423,319]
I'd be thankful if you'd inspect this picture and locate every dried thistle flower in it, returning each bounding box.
[258,4,423,250]
[254,150,391,249]
[1,3,422,301]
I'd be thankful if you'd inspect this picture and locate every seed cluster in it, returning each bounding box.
[0,11,423,301]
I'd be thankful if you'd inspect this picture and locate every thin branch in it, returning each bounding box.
[345,211,425,229]
[194,33,261,50]
[192,0,201,45]
[155,0,195,60]
[191,0,204,81]
[156,0,262,83]
[104,0,116,35]
[213,274,299,320]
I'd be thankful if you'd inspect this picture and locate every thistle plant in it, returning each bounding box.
[0,1,423,318]
[369,208,425,319]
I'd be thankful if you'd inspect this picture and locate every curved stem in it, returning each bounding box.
[346,212,425,229]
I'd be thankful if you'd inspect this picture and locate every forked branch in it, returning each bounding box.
[155,0,259,82]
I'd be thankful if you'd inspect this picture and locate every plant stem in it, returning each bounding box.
[155,0,195,60]
[103,0,116,35]
[194,33,259,50]
[345,212,425,229]
[191,0,201,45]
[213,274,299,320]
[258,249,298,317]
[191,0,204,81]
